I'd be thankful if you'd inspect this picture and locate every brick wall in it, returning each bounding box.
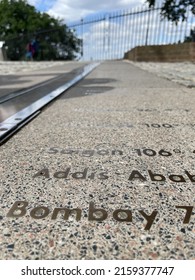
[124,43,195,62]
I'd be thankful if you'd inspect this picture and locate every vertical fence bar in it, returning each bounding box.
[174,19,179,43]
[133,7,138,48]
[108,15,111,60]
[124,10,128,53]
[184,7,190,42]
[136,8,141,46]
[140,9,146,46]
[161,14,167,44]
[124,10,129,56]
[109,14,112,59]
[102,15,104,60]
[80,19,83,59]
[68,4,194,61]
[120,11,124,58]
[103,16,106,60]
[155,7,160,45]
[101,15,104,60]
[179,19,184,43]
[120,11,125,58]
[190,9,195,41]
[111,13,115,59]
[126,10,130,51]
[121,10,126,56]
[135,7,139,47]
[114,11,118,59]
[93,17,96,60]
[151,7,156,45]
[132,9,136,49]
[96,16,98,60]
[128,10,134,50]
[105,14,109,60]
[115,11,119,59]
[166,16,171,44]
[98,15,102,60]
[170,21,175,44]
[93,16,98,60]
[109,14,112,60]
[118,11,122,59]
[145,7,151,45]
[87,22,90,60]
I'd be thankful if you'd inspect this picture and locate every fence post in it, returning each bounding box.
[68,5,194,61]
[145,7,151,46]
[81,18,84,59]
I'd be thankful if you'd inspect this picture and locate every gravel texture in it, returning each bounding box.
[0,61,195,260]
[127,61,195,88]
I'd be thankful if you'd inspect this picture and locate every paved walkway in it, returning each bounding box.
[0,61,69,74]
[0,61,87,97]
[128,61,195,88]
[1,60,195,87]
[0,61,195,260]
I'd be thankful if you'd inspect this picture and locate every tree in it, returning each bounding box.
[147,0,195,22]
[0,0,81,60]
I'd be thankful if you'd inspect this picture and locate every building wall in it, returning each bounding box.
[124,43,195,62]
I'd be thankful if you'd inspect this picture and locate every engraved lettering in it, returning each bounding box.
[113,209,132,222]
[139,210,158,230]
[33,168,50,178]
[88,202,108,221]
[30,206,50,219]
[51,208,82,221]
[72,168,88,179]
[185,171,195,182]
[169,175,186,182]
[7,201,28,218]
[176,206,194,224]
[128,170,147,181]
[54,168,70,179]
[148,170,166,182]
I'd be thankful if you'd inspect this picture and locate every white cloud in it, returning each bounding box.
[46,0,146,22]
[27,0,39,6]
[27,0,147,22]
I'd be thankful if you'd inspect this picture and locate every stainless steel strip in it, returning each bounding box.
[0,62,100,142]
[0,72,70,104]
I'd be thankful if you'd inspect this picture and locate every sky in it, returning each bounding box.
[27,0,146,23]
[26,1,194,61]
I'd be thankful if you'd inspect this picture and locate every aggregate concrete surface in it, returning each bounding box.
[128,61,195,88]
[0,61,88,122]
[0,61,87,98]
[0,61,195,260]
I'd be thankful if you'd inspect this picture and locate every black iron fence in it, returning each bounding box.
[68,4,195,61]
[1,4,194,61]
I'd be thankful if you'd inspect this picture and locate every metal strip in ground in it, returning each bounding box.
[0,62,100,143]
[0,72,73,104]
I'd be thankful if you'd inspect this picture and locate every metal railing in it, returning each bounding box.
[68,4,195,61]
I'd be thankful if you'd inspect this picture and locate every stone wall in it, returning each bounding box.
[124,43,195,62]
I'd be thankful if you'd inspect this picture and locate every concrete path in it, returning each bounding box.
[0,61,195,259]
[128,61,195,88]
[0,61,87,97]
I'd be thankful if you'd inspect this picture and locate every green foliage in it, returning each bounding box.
[0,0,81,60]
[147,0,195,22]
